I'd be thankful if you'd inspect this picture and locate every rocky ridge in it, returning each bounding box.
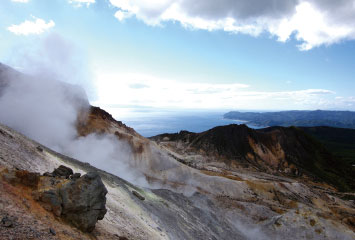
[150,124,354,192]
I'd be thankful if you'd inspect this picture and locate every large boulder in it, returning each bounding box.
[37,189,62,217]
[8,166,109,233]
[59,172,108,232]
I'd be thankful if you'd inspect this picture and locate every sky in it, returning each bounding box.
[1,0,355,115]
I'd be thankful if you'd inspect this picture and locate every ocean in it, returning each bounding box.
[108,109,262,137]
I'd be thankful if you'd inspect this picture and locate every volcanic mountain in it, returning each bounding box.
[0,63,354,239]
[150,124,354,192]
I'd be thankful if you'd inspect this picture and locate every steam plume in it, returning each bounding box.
[0,34,147,186]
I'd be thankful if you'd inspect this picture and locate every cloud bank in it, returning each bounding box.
[8,16,55,35]
[94,72,345,111]
[109,0,355,50]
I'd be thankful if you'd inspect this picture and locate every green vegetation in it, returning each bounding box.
[296,127,355,192]
[301,127,355,166]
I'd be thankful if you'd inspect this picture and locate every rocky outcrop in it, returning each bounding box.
[2,166,107,233]
[77,106,140,138]
[52,165,74,178]
[59,172,108,232]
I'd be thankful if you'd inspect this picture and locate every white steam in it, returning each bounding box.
[0,73,79,149]
[0,34,147,186]
[66,133,148,186]
[9,33,96,100]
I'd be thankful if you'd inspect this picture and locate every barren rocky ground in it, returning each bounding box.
[1,118,354,239]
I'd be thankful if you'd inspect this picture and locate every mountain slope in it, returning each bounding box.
[151,124,354,192]
[2,122,355,240]
[301,126,355,166]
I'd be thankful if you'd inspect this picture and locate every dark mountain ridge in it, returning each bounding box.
[151,124,355,192]
[224,110,355,129]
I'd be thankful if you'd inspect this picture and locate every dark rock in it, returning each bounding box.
[3,220,13,228]
[343,216,355,228]
[39,189,62,217]
[15,170,40,188]
[49,228,56,236]
[36,146,43,152]
[59,172,108,232]
[114,234,128,240]
[1,216,14,228]
[132,190,145,201]
[32,168,108,232]
[52,165,73,178]
[43,172,54,177]
[70,173,81,180]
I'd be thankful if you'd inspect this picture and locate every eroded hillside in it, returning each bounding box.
[1,114,355,239]
[150,124,354,192]
[0,63,354,239]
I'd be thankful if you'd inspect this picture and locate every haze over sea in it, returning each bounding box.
[106,107,263,137]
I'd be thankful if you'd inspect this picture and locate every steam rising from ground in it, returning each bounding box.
[0,34,147,186]
[66,133,148,186]
[0,35,286,239]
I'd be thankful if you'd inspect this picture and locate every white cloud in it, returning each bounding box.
[115,10,134,21]
[93,72,340,111]
[7,17,55,35]
[11,0,29,3]
[332,96,355,108]
[69,0,95,7]
[109,0,355,50]
[269,2,355,50]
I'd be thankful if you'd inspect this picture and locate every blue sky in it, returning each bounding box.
[1,0,355,115]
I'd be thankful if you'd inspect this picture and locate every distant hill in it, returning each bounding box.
[224,110,355,129]
[151,124,355,192]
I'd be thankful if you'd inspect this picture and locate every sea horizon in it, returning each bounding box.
[105,108,264,137]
